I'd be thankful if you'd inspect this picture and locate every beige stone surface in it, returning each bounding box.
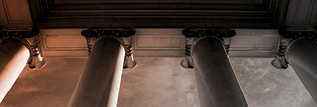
[0,57,315,107]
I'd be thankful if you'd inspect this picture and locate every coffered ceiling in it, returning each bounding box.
[1,0,316,29]
[27,0,290,28]
[0,0,317,30]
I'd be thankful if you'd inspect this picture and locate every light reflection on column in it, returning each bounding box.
[68,37,126,107]
[0,39,30,103]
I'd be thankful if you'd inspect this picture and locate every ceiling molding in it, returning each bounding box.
[27,0,290,28]
[0,0,33,30]
[39,28,279,57]
[284,0,317,28]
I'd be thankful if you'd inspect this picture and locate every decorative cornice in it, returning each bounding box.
[182,28,236,38]
[27,0,287,28]
[278,30,317,39]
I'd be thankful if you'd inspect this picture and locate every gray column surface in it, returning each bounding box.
[0,38,30,103]
[191,37,248,107]
[68,37,125,107]
[286,38,317,104]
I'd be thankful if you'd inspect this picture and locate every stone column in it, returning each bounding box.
[68,28,136,107]
[0,38,30,103]
[181,29,248,107]
[287,38,317,103]
[192,37,248,107]
[68,37,125,107]
[272,30,317,104]
[0,30,42,103]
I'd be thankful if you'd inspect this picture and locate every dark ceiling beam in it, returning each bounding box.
[53,0,265,4]
[48,10,269,17]
[272,0,290,26]
[52,3,265,10]
[27,0,286,28]
[28,0,53,28]
[38,17,278,28]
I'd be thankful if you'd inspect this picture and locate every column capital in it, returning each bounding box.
[181,28,236,68]
[278,30,317,39]
[272,30,317,69]
[81,28,137,68]
[182,28,236,38]
[0,30,46,69]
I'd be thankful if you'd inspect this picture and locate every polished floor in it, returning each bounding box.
[0,57,315,107]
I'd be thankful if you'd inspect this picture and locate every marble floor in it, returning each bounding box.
[0,57,316,107]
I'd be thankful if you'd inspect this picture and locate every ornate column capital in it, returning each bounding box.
[271,29,317,69]
[180,28,236,68]
[81,28,137,68]
[0,30,46,69]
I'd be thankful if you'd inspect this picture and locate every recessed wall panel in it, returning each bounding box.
[134,36,184,50]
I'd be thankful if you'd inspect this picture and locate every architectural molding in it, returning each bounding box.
[284,0,317,28]
[272,30,317,69]
[181,28,235,68]
[25,0,289,28]
[0,30,46,69]
[81,28,137,68]
[0,0,33,29]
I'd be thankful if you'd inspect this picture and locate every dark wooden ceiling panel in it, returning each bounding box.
[0,0,33,29]
[28,0,288,28]
[54,0,264,4]
[52,4,265,10]
[284,0,317,28]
